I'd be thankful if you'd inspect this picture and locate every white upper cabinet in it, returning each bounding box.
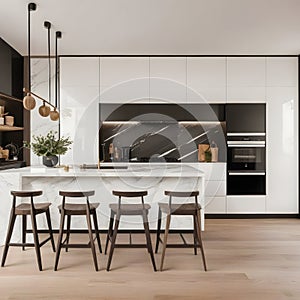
[187,57,226,103]
[100,57,149,103]
[227,57,266,103]
[60,57,100,165]
[266,57,298,87]
[149,57,186,103]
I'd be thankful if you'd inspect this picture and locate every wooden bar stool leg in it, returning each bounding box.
[160,214,171,272]
[155,208,162,254]
[143,212,157,271]
[30,212,43,271]
[196,210,207,271]
[92,211,102,254]
[106,213,120,271]
[22,215,27,251]
[105,210,115,255]
[54,211,66,271]
[45,209,56,252]
[1,211,16,267]
[86,212,98,271]
[193,214,198,255]
[65,215,71,252]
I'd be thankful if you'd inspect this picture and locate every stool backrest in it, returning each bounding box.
[59,190,95,210]
[112,190,148,209]
[10,190,43,211]
[164,191,199,207]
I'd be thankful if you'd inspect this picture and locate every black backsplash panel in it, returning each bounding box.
[99,104,226,162]
[100,103,225,122]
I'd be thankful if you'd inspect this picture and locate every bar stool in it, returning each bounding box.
[1,190,56,271]
[105,191,156,271]
[155,191,207,271]
[54,190,101,271]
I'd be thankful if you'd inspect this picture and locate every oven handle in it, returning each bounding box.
[227,144,265,148]
[228,172,266,176]
[227,140,265,147]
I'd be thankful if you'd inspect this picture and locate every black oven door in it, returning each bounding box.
[227,143,265,171]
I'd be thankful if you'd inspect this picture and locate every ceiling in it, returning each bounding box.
[0,0,300,56]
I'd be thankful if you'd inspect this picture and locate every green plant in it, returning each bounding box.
[24,131,72,157]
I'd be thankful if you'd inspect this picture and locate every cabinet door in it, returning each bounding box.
[100,57,149,103]
[227,57,266,103]
[187,57,226,103]
[60,57,100,165]
[205,196,226,214]
[150,57,186,103]
[227,196,266,213]
[266,86,298,213]
[266,57,298,87]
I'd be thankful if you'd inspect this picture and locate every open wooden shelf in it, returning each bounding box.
[0,125,24,132]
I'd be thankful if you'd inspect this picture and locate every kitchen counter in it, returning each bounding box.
[0,164,206,245]
[1,163,205,177]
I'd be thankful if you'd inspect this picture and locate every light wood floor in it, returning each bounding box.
[1,218,300,299]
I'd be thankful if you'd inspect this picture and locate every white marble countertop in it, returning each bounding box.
[0,163,206,178]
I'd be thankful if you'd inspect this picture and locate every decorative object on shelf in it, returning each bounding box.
[23,130,72,167]
[4,116,14,126]
[211,141,219,162]
[22,3,60,121]
[0,147,9,160]
[0,106,7,125]
[4,143,19,160]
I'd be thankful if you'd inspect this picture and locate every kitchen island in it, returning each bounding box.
[0,163,205,245]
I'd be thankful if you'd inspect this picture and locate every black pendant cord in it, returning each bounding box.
[55,31,62,108]
[55,33,57,108]
[45,21,51,104]
[55,31,62,142]
[27,3,36,92]
[28,5,30,91]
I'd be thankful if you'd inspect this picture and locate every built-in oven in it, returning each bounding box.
[227,133,266,195]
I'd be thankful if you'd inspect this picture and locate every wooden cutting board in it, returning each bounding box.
[198,144,210,162]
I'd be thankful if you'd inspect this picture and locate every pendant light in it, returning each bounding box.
[38,21,52,117]
[23,2,36,110]
[50,31,62,121]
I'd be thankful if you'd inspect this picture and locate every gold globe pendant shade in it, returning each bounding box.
[50,108,59,121]
[38,101,50,117]
[23,93,36,110]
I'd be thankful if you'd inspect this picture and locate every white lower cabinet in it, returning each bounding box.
[205,197,226,214]
[227,196,266,213]
[199,163,226,213]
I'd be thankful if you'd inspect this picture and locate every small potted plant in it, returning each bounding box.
[24,130,72,167]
